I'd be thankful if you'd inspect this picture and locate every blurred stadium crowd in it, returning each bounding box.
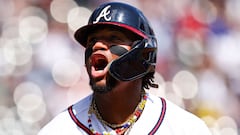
[0,0,239,134]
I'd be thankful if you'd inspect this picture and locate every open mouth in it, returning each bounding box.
[90,54,109,78]
[91,54,108,71]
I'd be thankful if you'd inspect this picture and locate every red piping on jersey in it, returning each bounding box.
[68,97,166,135]
[148,98,166,135]
[68,106,94,135]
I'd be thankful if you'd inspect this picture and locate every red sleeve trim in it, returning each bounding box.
[68,106,94,135]
[148,97,167,135]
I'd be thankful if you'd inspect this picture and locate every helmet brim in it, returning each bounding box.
[74,22,147,47]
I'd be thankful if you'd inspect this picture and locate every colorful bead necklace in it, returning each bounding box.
[88,91,147,135]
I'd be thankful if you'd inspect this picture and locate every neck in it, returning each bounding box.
[93,79,143,125]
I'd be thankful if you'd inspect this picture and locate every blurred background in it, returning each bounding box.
[0,0,239,134]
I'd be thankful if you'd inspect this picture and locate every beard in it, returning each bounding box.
[89,73,118,94]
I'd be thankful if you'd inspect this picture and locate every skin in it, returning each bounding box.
[85,27,143,125]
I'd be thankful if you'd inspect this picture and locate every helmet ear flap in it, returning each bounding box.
[109,38,157,81]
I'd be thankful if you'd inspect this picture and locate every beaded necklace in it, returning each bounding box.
[88,91,147,135]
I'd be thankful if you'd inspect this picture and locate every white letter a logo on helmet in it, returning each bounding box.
[93,5,111,24]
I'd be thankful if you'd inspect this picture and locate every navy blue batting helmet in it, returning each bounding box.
[74,2,157,81]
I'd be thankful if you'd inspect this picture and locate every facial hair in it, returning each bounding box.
[89,73,118,94]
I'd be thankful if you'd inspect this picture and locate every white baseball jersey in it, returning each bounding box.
[38,93,212,135]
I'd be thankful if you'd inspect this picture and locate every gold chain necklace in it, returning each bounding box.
[88,91,147,135]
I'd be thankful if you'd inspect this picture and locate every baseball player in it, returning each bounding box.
[38,2,212,135]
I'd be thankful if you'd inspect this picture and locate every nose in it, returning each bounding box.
[92,41,109,52]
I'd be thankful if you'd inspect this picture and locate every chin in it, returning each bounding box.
[89,73,118,94]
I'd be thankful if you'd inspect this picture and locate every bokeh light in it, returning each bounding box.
[0,40,15,76]
[19,16,48,44]
[52,59,81,87]
[172,70,198,99]
[2,38,32,66]
[13,82,46,123]
[19,6,48,21]
[190,0,217,24]
[0,107,26,135]
[216,116,238,132]
[177,37,204,67]
[13,82,43,103]
[1,18,19,39]
[164,81,185,108]
[17,94,46,123]
[67,6,92,32]
[50,0,78,23]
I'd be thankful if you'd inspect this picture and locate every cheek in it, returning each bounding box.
[85,60,92,74]
[85,47,93,63]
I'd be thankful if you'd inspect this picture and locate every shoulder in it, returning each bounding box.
[147,93,202,121]
[163,98,204,123]
[147,93,211,135]
[38,110,75,135]
[38,95,92,135]
[164,100,211,134]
